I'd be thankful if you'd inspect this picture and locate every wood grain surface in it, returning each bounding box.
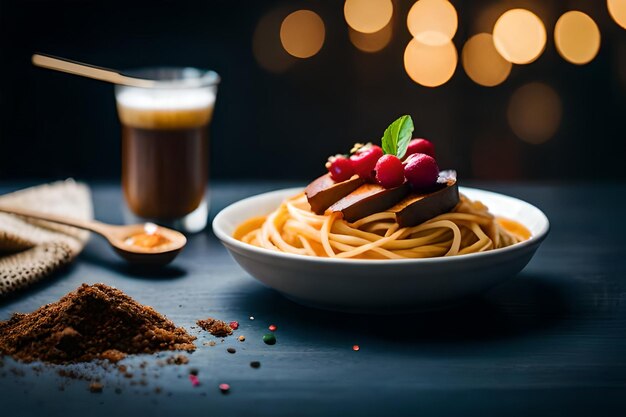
[1,181,625,417]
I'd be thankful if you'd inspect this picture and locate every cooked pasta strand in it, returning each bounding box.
[233,193,528,259]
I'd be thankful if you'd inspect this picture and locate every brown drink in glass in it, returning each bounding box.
[115,68,219,233]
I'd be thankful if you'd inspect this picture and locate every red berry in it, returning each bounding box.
[405,138,435,159]
[404,153,439,190]
[327,156,354,182]
[350,145,383,180]
[374,155,405,189]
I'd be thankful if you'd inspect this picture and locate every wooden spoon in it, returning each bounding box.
[0,205,187,266]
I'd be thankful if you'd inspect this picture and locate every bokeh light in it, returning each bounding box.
[280,10,325,59]
[474,1,552,34]
[253,9,297,73]
[608,0,626,30]
[407,0,458,46]
[554,11,600,65]
[404,38,457,87]
[344,0,393,34]
[462,33,512,87]
[493,9,546,64]
[508,82,562,144]
[349,21,392,53]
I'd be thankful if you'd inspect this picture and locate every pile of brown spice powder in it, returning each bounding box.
[196,318,232,337]
[0,283,196,364]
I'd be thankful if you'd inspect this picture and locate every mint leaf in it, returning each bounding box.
[381,121,399,156]
[395,116,414,159]
[381,115,414,159]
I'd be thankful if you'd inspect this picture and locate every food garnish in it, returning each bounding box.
[325,115,439,192]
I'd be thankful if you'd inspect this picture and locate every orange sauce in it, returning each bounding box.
[496,217,532,241]
[233,216,266,240]
[125,232,171,249]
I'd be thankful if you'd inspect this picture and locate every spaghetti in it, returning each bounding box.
[234,193,530,260]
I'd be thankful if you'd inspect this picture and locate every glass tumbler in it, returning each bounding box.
[115,68,219,233]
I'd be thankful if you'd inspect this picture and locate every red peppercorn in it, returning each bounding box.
[350,145,383,181]
[268,324,277,332]
[405,138,435,159]
[374,154,405,189]
[352,345,360,351]
[229,321,239,330]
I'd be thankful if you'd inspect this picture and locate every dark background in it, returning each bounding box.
[1,0,625,182]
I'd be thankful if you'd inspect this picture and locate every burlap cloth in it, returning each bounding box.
[0,180,92,295]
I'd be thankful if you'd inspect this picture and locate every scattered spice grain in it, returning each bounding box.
[189,374,200,387]
[262,334,276,345]
[89,381,103,393]
[166,354,189,365]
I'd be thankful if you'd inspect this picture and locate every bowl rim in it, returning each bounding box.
[212,186,550,265]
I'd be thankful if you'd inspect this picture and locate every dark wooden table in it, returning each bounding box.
[1,181,625,417]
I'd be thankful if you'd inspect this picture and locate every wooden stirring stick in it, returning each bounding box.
[31,53,158,88]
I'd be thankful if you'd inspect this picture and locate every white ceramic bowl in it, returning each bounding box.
[213,187,549,313]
